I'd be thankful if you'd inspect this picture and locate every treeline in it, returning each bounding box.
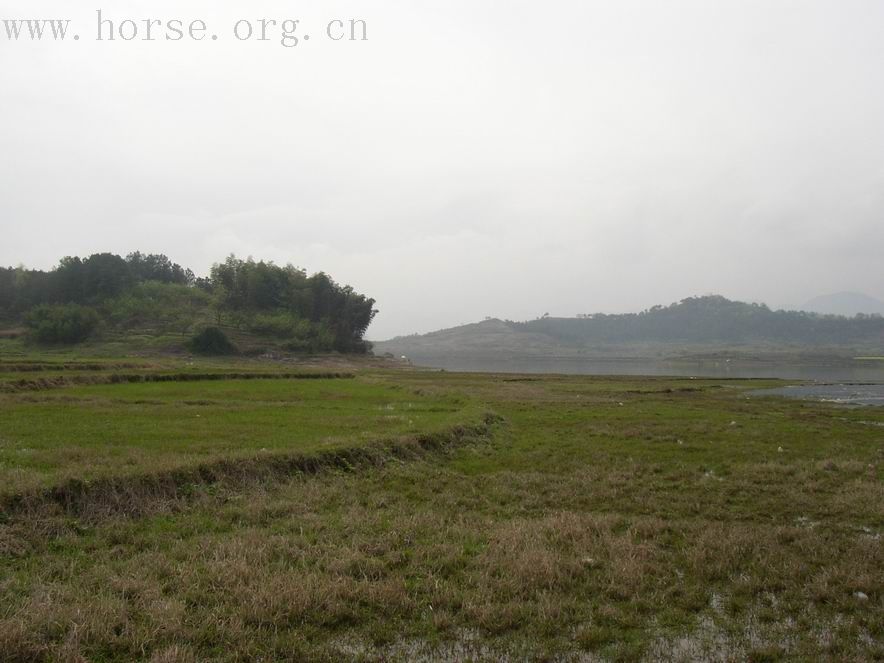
[0,252,193,311]
[0,252,377,353]
[512,296,884,345]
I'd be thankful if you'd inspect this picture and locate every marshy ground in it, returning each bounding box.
[0,356,881,661]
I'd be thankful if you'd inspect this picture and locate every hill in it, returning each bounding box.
[0,252,377,354]
[375,295,884,361]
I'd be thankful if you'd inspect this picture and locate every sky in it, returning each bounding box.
[2,0,883,339]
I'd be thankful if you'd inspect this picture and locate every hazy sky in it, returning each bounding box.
[2,0,883,339]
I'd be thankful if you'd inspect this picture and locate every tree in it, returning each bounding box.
[126,252,194,285]
[25,304,99,344]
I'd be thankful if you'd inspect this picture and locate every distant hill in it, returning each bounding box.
[375,295,884,361]
[801,292,884,317]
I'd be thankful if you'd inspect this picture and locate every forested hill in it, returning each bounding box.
[375,296,884,359]
[0,253,377,353]
[517,296,884,345]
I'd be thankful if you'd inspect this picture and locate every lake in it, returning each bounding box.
[406,356,884,382]
[750,383,884,407]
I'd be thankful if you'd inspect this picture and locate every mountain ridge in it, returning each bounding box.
[374,295,884,360]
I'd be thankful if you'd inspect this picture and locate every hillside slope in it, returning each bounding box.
[375,319,562,359]
[375,296,884,361]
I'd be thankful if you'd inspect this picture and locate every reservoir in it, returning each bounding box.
[407,356,884,383]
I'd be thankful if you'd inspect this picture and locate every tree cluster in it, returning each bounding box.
[0,252,377,352]
[0,252,193,312]
[208,256,377,353]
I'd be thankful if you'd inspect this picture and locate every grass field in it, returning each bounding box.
[0,376,474,497]
[0,355,881,661]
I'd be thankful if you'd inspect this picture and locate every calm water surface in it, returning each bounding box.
[751,383,884,407]
[409,356,884,383]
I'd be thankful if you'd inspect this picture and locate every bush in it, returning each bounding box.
[189,327,237,355]
[25,304,99,344]
[247,312,299,338]
[280,319,339,354]
[106,281,210,331]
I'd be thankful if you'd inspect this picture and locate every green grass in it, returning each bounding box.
[0,376,473,496]
[0,365,881,661]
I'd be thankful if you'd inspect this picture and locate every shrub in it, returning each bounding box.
[188,327,237,355]
[25,304,99,344]
[106,281,210,330]
[282,320,338,354]
[248,312,298,338]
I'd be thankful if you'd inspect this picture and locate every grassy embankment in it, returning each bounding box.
[0,347,881,661]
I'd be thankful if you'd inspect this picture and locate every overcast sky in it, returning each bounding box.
[2,0,883,339]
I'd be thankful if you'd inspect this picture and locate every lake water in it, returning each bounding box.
[750,383,884,407]
[408,356,884,382]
